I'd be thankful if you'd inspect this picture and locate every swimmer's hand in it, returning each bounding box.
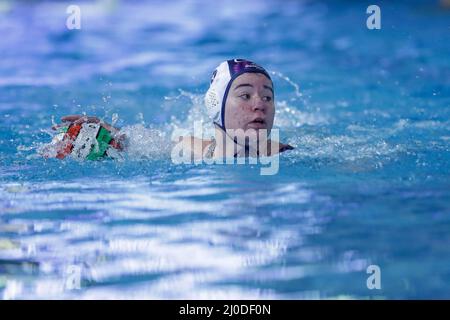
[52,115,119,133]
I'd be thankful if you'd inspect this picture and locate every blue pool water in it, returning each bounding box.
[0,0,449,299]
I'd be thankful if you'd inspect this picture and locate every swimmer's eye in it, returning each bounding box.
[239,93,251,100]
[263,96,273,102]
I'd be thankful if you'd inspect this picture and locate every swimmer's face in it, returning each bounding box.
[224,73,275,135]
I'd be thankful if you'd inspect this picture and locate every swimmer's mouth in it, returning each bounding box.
[248,118,266,128]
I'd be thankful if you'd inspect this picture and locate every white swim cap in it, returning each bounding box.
[204,59,272,129]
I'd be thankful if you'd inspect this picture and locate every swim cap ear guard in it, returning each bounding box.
[204,59,272,131]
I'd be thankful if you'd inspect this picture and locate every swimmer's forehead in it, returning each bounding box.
[231,73,273,93]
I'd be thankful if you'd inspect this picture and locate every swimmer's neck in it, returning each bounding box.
[211,125,274,158]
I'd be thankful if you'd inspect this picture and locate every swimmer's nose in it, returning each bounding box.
[251,96,267,112]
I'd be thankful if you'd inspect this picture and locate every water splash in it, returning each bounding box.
[271,71,303,100]
[120,124,170,160]
[275,100,328,128]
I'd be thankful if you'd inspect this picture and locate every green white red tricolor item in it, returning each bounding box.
[54,123,122,160]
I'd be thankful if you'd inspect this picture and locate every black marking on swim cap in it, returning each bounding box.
[210,69,218,84]
[226,59,271,80]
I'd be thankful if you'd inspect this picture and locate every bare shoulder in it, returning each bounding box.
[179,136,213,159]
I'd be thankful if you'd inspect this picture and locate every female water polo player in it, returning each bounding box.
[180,59,294,159]
[51,59,293,160]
